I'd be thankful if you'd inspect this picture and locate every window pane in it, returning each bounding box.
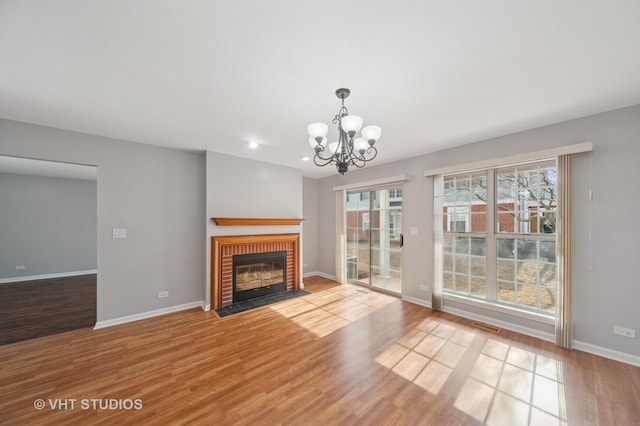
[540,264,557,287]
[443,172,487,234]
[496,211,516,233]
[454,274,469,294]
[497,259,515,281]
[443,235,454,253]
[455,255,469,274]
[500,238,558,313]
[443,254,453,272]
[517,284,538,308]
[497,281,515,303]
[471,277,486,297]
[516,240,537,260]
[455,237,469,254]
[541,288,556,313]
[496,161,557,235]
[516,261,537,283]
[470,238,486,256]
[444,272,454,290]
[471,256,485,277]
[346,211,358,228]
[470,213,486,232]
[497,239,515,259]
[444,236,486,299]
[540,241,556,263]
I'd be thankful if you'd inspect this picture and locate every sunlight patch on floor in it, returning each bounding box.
[375,319,468,397]
[375,316,568,425]
[455,339,568,425]
[269,284,397,338]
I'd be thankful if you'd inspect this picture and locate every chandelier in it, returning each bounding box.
[307,88,381,174]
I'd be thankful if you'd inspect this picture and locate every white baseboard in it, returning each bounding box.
[442,305,556,343]
[0,270,97,284]
[573,340,640,367]
[440,306,640,367]
[94,301,204,330]
[303,271,336,280]
[402,295,432,309]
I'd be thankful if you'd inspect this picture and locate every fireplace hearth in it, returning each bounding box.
[233,251,286,302]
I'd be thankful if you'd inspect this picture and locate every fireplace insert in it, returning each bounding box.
[232,250,286,302]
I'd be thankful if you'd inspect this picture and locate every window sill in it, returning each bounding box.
[443,293,555,325]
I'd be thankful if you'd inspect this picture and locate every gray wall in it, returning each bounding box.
[205,151,303,304]
[315,104,640,359]
[0,118,206,322]
[0,172,96,279]
[302,177,318,274]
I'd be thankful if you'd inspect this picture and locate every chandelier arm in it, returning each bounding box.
[348,154,366,167]
[312,145,329,159]
[354,146,378,162]
[313,153,336,167]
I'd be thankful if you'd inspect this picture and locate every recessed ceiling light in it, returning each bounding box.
[248,140,259,149]
[301,156,310,161]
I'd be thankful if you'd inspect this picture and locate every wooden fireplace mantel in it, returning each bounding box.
[211,217,304,226]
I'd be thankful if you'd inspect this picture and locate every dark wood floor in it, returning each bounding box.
[0,273,96,345]
[0,275,638,424]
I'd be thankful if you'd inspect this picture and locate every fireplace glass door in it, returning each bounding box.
[233,251,286,302]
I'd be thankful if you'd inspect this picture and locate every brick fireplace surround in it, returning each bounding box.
[210,233,300,309]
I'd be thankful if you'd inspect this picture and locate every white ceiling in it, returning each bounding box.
[1,1,639,178]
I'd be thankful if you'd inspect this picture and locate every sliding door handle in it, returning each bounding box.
[400,234,404,247]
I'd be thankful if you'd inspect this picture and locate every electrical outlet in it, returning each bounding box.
[158,291,169,298]
[15,265,26,270]
[112,228,127,239]
[614,325,636,338]
[420,284,429,292]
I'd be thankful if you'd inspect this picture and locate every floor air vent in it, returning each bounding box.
[472,321,500,333]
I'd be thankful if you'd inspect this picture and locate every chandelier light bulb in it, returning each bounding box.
[354,137,368,154]
[340,115,363,137]
[361,125,381,145]
[307,122,328,139]
[328,141,340,154]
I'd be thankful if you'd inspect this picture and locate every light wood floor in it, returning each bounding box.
[0,276,638,425]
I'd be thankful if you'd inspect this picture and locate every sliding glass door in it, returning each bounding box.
[346,186,402,294]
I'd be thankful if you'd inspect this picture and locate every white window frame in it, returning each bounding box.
[439,160,558,321]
